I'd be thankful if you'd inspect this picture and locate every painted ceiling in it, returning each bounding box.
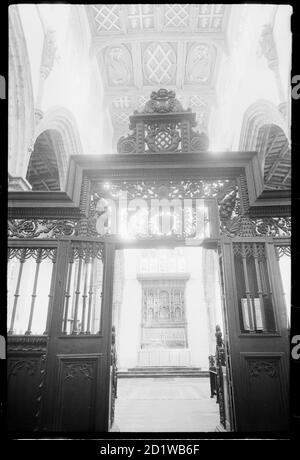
[85,4,230,147]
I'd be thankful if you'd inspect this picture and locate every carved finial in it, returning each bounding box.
[141,88,184,113]
[116,89,209,154]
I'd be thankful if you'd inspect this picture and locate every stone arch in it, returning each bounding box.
[239,99,288,151]
[8,5,35,182]
[238,100,290,179]
[30,107,84,189]
[26,129,62,191]
[257,123,290,190]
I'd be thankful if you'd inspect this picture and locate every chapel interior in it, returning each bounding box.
[7,4,291,434]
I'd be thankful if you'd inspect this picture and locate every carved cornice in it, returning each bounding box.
[248,206,291,218]
[8,219,78,239]
[8,152,291,228]
[7,335,48,353]
[8,191,81,219]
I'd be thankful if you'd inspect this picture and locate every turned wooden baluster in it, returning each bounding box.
[8,248,27,335]
[25,248,43,335]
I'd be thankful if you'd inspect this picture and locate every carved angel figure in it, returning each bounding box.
[187,44,211,83]
[106,46,131,86]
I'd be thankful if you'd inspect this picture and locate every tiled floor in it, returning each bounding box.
[114,377,219,432]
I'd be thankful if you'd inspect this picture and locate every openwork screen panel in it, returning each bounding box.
[88,178,233,240]
[61,241,104,335]
[117,89,209,154]
[7,247,57,335]
[144,121,182,152]
[233,243,276,333]
[275,243,291,327]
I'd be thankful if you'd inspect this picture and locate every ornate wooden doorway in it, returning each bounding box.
[110,243,233,432]
[7,90,290,433]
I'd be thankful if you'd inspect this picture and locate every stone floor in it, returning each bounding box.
[114,377,219,432]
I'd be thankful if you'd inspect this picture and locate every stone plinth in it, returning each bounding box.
[137,348,191,367]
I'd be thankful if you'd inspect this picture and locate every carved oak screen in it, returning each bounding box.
[117,89,209,154]
[89,179,226,240]
[7,88,291,432]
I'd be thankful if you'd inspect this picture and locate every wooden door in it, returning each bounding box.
[41,238,115,432]
[220,237,289,432]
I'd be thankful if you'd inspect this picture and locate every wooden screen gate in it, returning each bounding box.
[7,237,290,433]
[7,89,290,433]
[7,237,115,432]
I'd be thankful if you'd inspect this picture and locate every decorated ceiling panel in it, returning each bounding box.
[85,4,230,147]
[88,4,228,35]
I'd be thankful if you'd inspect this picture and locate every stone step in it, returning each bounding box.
[117,367,209,378]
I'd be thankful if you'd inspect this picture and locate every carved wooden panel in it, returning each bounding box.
[240,353,289,431]
[54,354,103,432]
[220,240,289,432]
[7,352,46,431]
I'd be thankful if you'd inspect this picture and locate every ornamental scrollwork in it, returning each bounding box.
[145,122,181,152]
[253,217,291,237]
[117,129,137,154]
[136,89,186,114]
[117,89,209,154]
[64,363,94,380]
[8,219,78,239]
[8,359,38,378]
[91,178,238,202]
[190,129,209,152]
[221,215,291,238]
[248,359,277,378]
[87,178,239,238]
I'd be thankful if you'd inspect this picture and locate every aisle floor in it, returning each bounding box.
[114,377,219,432]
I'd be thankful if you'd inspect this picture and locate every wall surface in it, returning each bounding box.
[116,248,224,371]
